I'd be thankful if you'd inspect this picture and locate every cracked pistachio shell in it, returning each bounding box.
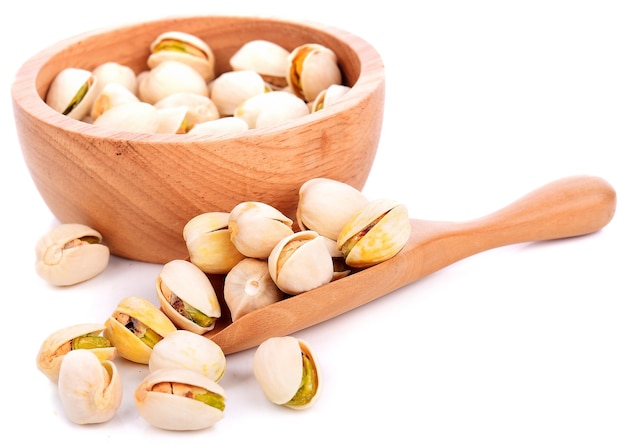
[35,223,110,286]
[234,90,309,129]
[229,39,290,88]
[58,349,123,424]
[224,258,284,322]
[187,116,249,137]
[268,230,334,295]
[36,323,116,383]
[287,43,342,102]
[134,367,226,431]
[337,199,411,268]
[183,212,246,274]
[154,92,220,127]
[310,84,351,112]
[149,330,226,382]
[94,101,161,133]
[209,70,267,116]
[156,259,221,334]
[90,82,140,121]
[148,31,216,82]
[138,60,209,105]
[296,177,369,240]
[253,336,321,409]
[228,201,294,259]
[103,296,177,364]
[45,67,99,120]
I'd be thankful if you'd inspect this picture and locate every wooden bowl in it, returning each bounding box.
[11,15,385,263]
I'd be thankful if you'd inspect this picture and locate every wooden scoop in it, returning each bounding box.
[205,175,617,355]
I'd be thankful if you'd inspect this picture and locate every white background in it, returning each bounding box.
[2,1,625,442]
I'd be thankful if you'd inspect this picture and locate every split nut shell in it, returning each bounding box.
[35,223,110,286]
[134,368,226,431]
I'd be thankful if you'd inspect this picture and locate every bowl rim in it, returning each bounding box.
[11,14,385,143]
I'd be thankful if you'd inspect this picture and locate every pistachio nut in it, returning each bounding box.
[337,198,412,268]
[93,101,161,134]
[134,367,226,431]
[36,323,116,383]
[156,259,221,334]
[149,330,226,382]
[138,60,209,105]
[296,177,369,240]
[253,336,321,409]
[228,201,294,259]
[287,43,342,102]
[234,90,309,129]
[103,296,177,364]
[148,31,216,82]
[209,70,268,116]
[91,61,138,99]
[268,230,334,295]
[90,82,140,121]
[310,84,351,112]
[183,212,246,274]
[186,116,249,137]
[229,39,290,88]
[153,92,220,128]
[223,257,284,322]
[45,67,99,120]
[155,105,190,134]
[35,223,110,286]
[321,235,351,280]
[57,349,123,424]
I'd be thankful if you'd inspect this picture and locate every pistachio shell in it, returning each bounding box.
[138,60,209,105]
[153,92,220,127]
[45,67,99,120]
[149,330,226,382]
[148,31,216,82]
[234,90,309,129]
[35,223,110,286]
[90,82,140,121]
[103,296,177,364]
[156,259,221,334]
[268,230,334,295]
[155,106,189,134]
[229,39,289,88]
[296,177,369,240]
[186,116,249,137]
[287,44,342,102]
[134,368,226,430]
[57,349,123,424]
[337,199,412,268]
[310,84,351,112]
[36,323,116,383]
[183,212,246,274]
[93,101,161,133]
[253,336,321,409]
[228,201,294,259]
[91,61,138,98]
[223,258,284,322]
[321,236,351,280]
[209,70,267,116]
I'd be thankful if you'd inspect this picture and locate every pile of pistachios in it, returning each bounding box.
[34,177,410,430]
[45,31,351,136]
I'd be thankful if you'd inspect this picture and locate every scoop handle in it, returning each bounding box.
[409,175,617,278]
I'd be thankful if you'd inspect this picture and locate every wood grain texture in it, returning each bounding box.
[11,16,385,263]
[205,175,617,354]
